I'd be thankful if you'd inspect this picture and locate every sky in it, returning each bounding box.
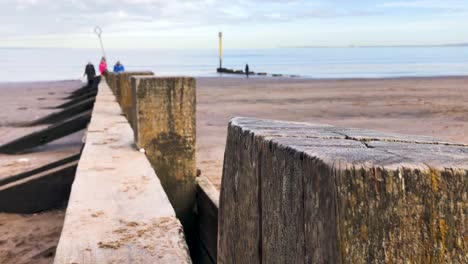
[0,0,467,49]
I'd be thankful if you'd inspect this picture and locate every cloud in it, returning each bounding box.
[1,0,467,48]
[381,0,467,10]
[0,0,380,38]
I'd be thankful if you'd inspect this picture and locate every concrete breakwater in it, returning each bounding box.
[54,76,192,263]
[107,71,197,233]
[2,70,466,263]
[105,71,467,263]
[106,71,218,263]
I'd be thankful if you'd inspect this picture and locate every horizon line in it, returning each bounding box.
[284,43,468,48]
[0,43,467,50]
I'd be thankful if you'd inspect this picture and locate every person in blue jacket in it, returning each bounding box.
[113,61,125,73]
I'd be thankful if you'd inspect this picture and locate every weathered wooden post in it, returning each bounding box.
[131,76,197,237]
[218,117,468,264]
[117,71,153,118]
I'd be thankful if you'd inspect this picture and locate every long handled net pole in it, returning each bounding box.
[94,26,106,58]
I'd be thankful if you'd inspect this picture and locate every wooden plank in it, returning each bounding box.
[0,160,78,213]
[218,122,260,263]
[54,78,191,264]
[218,117,468,264]
[196,176,219,263]
[0,111,91,154]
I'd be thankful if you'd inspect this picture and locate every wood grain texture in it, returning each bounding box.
[196,176,219,263]
[218,117,468,264]
[54,78,191,264]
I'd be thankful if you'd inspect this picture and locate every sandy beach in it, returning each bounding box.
[0,80,84,264]
[0,211,65,264]
[0,80,85,183]
[196,76,468,189]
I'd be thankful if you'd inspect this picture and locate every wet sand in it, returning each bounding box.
[196,76,468,189]
[0,211,65,264]
[0,80,84,264]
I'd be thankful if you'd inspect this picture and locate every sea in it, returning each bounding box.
[1,46,467,82]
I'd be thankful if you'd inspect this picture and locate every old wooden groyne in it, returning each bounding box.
[218,117,467,263]
[1,70,465,263]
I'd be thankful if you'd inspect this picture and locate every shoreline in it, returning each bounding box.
[0,79,81,85]
[2,74,468,84]
[203,74,468,81]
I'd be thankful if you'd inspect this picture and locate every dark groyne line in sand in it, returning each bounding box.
[28,97,95,126]
[0,78,98,153]
[50,90,97,109]
[0,160,78,213]
[62,81,98,100]
[65,86,96,99]
[0,79,92,214]
[0,111,91,154]
[67,76,100,97]
[0,153,81,187]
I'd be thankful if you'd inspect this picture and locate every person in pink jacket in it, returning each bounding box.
[99,57,107,75]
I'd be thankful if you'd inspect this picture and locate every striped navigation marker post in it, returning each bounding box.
[218,32,223,69]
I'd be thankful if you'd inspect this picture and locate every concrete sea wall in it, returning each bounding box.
[102,72,200,261]
[54,79,191,263]
[130,76,197,230]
